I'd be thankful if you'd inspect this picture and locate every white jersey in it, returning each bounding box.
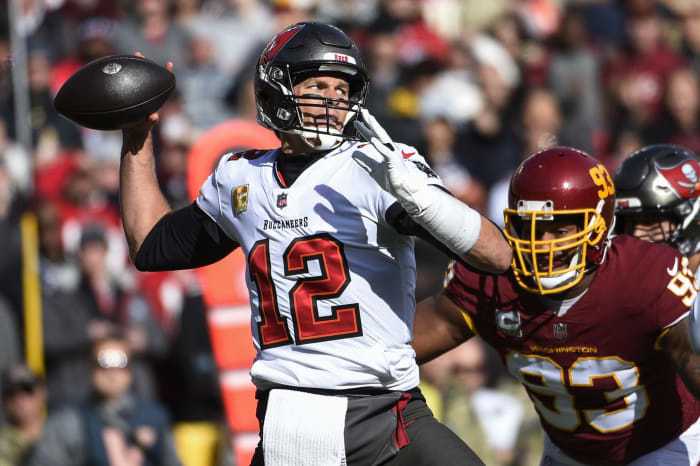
[196,140,445,391]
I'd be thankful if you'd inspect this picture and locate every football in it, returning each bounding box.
[54,54,176,131]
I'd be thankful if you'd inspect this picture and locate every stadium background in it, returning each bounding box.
[0,0,696,464]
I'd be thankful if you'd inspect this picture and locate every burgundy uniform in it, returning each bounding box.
[444,235,700,464]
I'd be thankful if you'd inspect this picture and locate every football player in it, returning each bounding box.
[412,147,700,465]
[614,144,700,274]
[614,145,700,354]
[118,22,511,465]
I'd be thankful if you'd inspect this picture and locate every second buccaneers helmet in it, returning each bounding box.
[254,22,369,151]
[504,147,616,295]
[614,144,700,257]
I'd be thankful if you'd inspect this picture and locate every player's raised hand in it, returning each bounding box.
[352,108,431,215]
[122,52,174,156]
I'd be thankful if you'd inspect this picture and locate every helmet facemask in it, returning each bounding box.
[614,144,700,256]
[670,197,700,255]
[617,211,676,244]
[256,64,368,151]
[293,69,366,151]
[504,201,608,295]
[615,188,700,256]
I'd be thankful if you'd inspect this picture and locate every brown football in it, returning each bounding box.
[54,54,175,131]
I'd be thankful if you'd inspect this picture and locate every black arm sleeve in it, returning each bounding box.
[134,202,239,271]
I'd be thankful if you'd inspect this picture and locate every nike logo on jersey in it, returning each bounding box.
[402,150,415,158]
[667,257,679,276]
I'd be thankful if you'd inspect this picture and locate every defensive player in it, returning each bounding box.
[614,144,700,274]
[119,22,511,465]
[614,145,700,354]
[412,147,700,465]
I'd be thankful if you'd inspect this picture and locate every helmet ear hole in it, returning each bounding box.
[274,100,297,130]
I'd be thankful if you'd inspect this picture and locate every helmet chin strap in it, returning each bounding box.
[299,108,358,152]
[300,127,343,151]
[538,250,582,290]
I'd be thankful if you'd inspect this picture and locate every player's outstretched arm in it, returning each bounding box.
[661,318,700,399]
[411,293,475,365]
[120,54,173,261]
[352,109,512,274]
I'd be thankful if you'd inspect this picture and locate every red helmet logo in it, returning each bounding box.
[258,24,304,66]
[657,160,700,198]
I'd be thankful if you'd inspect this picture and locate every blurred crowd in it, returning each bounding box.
[2,0,700,464]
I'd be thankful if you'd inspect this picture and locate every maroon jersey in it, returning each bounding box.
[444,235,700,464]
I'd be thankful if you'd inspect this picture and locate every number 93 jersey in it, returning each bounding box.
[443,235,700,464]
[196,141,444,391]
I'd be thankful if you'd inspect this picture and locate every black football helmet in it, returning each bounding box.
[254,22,369,149]
[614,144,700,256]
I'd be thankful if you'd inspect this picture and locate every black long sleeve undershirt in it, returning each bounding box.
[133,202,239,271]
[133,199,466,271]
[134,152,475,271]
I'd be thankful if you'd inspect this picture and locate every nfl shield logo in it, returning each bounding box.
[277,193,288,209]
[553,323,567,340]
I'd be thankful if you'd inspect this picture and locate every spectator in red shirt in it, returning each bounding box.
[605,0,685,127]
[645,67,700,154]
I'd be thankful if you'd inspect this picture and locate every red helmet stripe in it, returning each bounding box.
[259,25,304,66]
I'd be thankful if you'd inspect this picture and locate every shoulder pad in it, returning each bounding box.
[226,149,267,161]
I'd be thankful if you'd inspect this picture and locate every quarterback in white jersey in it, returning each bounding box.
[196,141,436,391]
[119,21,510,466]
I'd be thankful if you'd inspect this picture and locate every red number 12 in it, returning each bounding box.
[248,233,362,349]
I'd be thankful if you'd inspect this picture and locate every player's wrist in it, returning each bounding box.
[411,187,481,255]
[395,182,433,215]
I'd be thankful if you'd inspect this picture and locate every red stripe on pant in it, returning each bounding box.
[393,393,412,449]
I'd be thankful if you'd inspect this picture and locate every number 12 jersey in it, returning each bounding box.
[197,141,443,391]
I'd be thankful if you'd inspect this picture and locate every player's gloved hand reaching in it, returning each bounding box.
[352,108,483,257]
[352,109,432,216]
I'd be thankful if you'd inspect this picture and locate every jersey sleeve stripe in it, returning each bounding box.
[460,309,479,336]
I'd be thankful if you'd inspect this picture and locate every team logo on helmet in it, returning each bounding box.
[657,160,700,198]
[258,24,304,66]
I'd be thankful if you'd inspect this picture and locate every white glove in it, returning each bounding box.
[352,108,481,255]
[352,109,432,215]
